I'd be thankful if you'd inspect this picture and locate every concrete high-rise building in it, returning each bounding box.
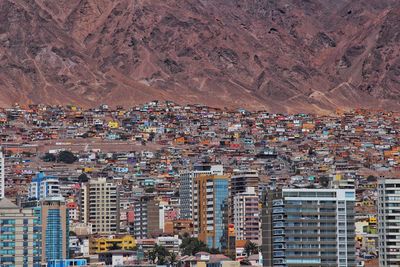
[331,174,355,190]
[39,196,69,264]
[193,174,230,251]
[230,169,259,224]
[32,206,42,266]
[0,197,37,267]
[132,196,162,239]
[80,178,119,234]
[179,164,223,220]
[262,188,356,267]
[231,169,259,198]
[28,172,60,200]
[378,178,400,267]
[233,187,259,242]
[0,148,5,199]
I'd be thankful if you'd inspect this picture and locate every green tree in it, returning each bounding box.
[145,187,155,193]
[58,150,78,164]
[149,244,169,265]
[78,173,89,183]
[148,249,157,264]
[180,234,209,256]
[244,241,259,257]
[169,251,178,266]
[42,153,56,162]
[209,248,221,254]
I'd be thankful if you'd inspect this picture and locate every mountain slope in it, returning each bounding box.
[0,0,399,113]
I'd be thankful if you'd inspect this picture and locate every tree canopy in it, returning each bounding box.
[58,150,78,164]
[148,244,171,265]
[180,234,210,256]
[244,241,259,256]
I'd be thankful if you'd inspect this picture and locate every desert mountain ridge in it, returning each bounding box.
[0,0,399,113]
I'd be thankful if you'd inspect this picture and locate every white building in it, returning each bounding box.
[233,187,259,243]
[378,178,400,267]
[28,172,60,200]
[157,235,182,253]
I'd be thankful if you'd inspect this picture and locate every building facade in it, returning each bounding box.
[0,198,37,267]
[32,206,42,266]
[40,197,69,264]
[262,188,356,267]
[29,172,60,200]
[0,149,4,199]
[231,169,259,198]
[132,196,161,239]
[80,178,119,234]
[179,164,223,220]
[378,178,400,267]
[193,174,230,251]
[233,187,259,242]
[90,235,136,253]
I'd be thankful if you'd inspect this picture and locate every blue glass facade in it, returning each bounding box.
[46,209,63,261]
[213,179,229,250]
[31,198,69,265]
[47,259,87,267]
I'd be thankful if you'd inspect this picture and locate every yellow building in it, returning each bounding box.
[90,235,136,253]
[83,167,93,173]
[108,121,119,129]
[369,216,377,224]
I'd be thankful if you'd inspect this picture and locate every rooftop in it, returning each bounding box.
[0,197,18,209]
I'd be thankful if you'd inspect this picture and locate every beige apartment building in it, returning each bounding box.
[80,178,119,234]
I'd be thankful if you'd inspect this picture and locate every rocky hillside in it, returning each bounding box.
[0,0,399,113]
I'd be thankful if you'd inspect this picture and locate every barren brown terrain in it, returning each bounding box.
[0,0,399,113]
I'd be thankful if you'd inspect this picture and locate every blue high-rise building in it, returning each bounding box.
[40,196,69,264]
[262,188,356,267]
[28,197,69,265]
[47,259,87,267]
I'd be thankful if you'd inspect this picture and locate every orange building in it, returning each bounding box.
[194,175,231,252]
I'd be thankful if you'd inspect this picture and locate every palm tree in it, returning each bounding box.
[244,241,259,257]
[169,251,178,266]
[148,249,157,264]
